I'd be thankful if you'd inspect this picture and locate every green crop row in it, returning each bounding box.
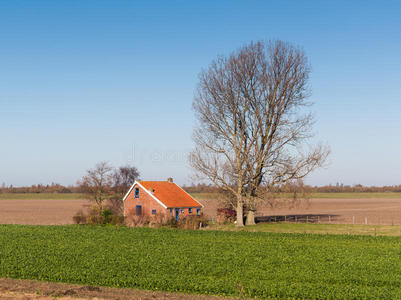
[0,225,401,298]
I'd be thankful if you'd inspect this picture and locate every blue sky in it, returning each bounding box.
[0,0,400,186]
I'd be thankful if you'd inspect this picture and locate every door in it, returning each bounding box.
[136,205,142,216]
[175,208,180,221]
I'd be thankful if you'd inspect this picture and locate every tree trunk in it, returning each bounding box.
[245,210,255,226]
[236,197,244,226]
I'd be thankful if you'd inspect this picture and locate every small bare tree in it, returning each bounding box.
[110,165,140,214]
[78,161,114,210]
[112,166,140,194]
[190,40,329,226]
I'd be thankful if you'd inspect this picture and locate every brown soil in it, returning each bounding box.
[0,278,232,299]
[0,199,88,225]
[200,197,401,225]
[1,197,401,226]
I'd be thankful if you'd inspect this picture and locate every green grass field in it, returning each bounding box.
[210,222,401,236]
[1,225,401,299]
[0,193,85,200]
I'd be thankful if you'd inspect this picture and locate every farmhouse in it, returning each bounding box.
[123,178,203,220]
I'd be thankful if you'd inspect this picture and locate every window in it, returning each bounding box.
[188,208,192,214]
[181,209,185,214]
[152,209,156,215]
[196,208,201,215]
[134,188,139,198]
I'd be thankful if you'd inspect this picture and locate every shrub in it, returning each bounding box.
[72,210,86,225]
[177,214,208,230]
[125,213,150,227]
[101,208,113,224]
[164,216,177,228]
[73,206,124,226]
[149,213,172,228]
[110,215,125,226]
[216,213,227,225]
[216,208,236,224]
[86,206,103,225]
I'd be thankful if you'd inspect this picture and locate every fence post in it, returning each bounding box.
[328,215,331,223]
[284,215,287,222]
[352,216,355,225]
[295,216,297,223]
[365,217,368,225]
[306,216,309,223]
[317,216,320,223]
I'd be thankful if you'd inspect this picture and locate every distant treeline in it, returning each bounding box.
[2,182,401,194]
[309,184,401,193]
[0,183,83,194]
[182,183,401,194]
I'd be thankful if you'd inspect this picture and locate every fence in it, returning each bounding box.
[254,214,401,226]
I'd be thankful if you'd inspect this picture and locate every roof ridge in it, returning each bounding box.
[138,180,173,183]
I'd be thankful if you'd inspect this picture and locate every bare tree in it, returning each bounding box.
[78,161,114,209]
[76,162,140,221]
[110,165,140,214]
[112,166,140,194]
[190,40,329,226]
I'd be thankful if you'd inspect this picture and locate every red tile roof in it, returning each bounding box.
[138,181,202,208]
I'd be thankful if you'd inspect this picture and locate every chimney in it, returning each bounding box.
[167,177,173,183]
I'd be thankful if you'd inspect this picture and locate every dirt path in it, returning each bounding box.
[0,278,233,299]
